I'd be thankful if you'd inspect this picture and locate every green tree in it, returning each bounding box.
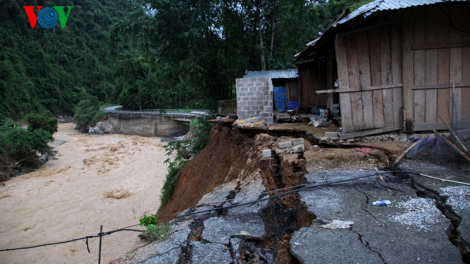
[26,111,58,140]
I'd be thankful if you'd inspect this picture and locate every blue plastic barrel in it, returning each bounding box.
[274,87,287,111]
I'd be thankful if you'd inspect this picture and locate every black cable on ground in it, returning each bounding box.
[0,169,464,253]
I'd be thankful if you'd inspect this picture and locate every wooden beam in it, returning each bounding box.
[402,8,414,132]
[327,54,334,109]
[340,126,401,140]
[336,19,403,39]
[411,41,470,50]
[316,84,403,94]
[412,82,470,90]
[413,122,447,131]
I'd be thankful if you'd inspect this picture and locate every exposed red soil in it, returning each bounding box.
[275,234,298,264]
[156,125,254,221]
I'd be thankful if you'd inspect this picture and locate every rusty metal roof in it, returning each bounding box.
[243,69,298,79]
[338,0,466,25]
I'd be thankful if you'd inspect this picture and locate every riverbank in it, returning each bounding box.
[0,123,168,263]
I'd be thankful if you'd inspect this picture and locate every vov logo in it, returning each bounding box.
[23,6,73,28]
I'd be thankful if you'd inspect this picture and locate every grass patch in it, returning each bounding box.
[138,214,171,241]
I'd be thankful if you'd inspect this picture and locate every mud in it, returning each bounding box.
[0,123,168,264]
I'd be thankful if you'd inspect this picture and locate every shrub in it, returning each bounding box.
[138,214,170,241]
[26,111,58,140]
[189,115,213,155]
[138,223,171,241]
[74,94,108,129]
[160,140,190,206]
[0,118,51,155]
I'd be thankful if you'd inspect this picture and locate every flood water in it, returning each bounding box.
[0,123,168,263]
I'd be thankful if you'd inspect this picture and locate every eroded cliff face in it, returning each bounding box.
[156,125,311,225]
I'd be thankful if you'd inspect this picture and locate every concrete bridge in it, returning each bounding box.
[104,106,211,137]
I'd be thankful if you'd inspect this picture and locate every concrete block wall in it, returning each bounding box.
[235,77,274,125]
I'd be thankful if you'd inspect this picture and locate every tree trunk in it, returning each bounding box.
[257,2,266,71]
[269,10,276,70]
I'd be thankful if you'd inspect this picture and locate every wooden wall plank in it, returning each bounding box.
[437,5,450,122]
[413,9,426,123]
[449,5,462,121]
[402,8,414,132]
[346,35,364,130]
[335,38,353,132]
[425,7,438,123]
[369,29,383,87]
[381,27,394,127]
[462,5,470,120]
[357,32,374,129]
[391,25,403,127]
[369,28,385,128]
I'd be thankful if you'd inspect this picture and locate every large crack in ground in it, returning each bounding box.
[405,173,470,263]
[119,127,469,263]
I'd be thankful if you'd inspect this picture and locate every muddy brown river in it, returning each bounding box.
[0,123,168,263]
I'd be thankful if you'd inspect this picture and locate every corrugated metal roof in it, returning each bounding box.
[337,0,466,25]
[243,69,298,79]
[294,0,468,61]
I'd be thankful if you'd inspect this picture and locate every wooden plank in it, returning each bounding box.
[381,27,392,85]
[411,41,470,50]
[326,54,333,109]
[412,82,470,90]
[346,35,364,131]
[437,7,450,123]
[369,29,383,87]
[340,126,401,140]
[316,84,403,93]
[413,122,448,131]
[449,5,462,120]
[402,9,414,132]
[424,7,438,124]
[356,32,374,129]
[369,28,385,129]
[381,26,394,127]
[336,19,402,39]
[391,25,402,127]
[335,38,353,132]
[413,9,426,123]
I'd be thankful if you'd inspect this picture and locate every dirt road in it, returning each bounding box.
[0,123,168,263]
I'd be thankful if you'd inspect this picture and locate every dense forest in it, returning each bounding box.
[0,0,370,118]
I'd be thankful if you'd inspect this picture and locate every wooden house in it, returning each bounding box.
[294,0,470,138]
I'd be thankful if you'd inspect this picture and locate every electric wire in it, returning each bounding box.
[1,169,468,252]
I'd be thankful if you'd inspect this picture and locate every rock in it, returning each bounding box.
[346,139,355,143]
[201,215,266,245]
[88,120,113,135]
[127,220,192,264]
[190,242,232,264]
[291,144,304,153]
[230,238,244,263]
